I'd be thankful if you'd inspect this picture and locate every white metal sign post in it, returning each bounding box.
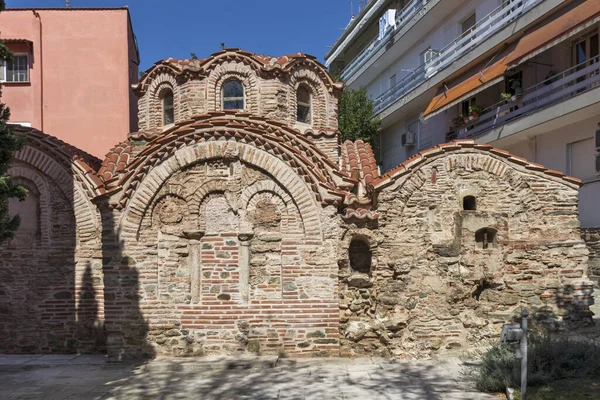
[500,309,529,400]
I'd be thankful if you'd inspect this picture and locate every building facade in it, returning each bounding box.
[326,0,600,229]
[0,7,139,158]
[0,49,594,359]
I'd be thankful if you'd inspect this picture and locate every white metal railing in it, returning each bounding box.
[373,0,541,115]
[340,0,426,81]
[457,56,600,139]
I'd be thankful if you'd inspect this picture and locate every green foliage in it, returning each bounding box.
[338,86,380,145]
[0,1,28,243]
[472,329,600,393]
[468,103,482,113]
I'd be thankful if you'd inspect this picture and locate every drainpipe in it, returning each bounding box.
[33,10,43,131]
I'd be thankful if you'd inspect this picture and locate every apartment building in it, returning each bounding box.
[326,0,600,227]
[0,7,139,158]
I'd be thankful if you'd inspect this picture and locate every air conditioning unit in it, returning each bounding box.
[401,131,416,147]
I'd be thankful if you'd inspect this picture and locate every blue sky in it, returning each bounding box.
[6,0,355,71]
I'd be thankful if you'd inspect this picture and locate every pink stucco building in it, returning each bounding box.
[0,7,139,158]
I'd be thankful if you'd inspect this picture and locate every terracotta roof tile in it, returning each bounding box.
[99,141,131,181]
[340,140,379,186]
[109,111,345,209]
[11,126,105,198]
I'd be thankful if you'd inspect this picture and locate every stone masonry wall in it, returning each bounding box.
[339,150,593,358]
[582,228,600,278]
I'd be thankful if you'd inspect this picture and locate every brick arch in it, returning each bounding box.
[13,146,100,243]
[148,72,179,129]
[338,228,379,269]
[206,61,260,114]
[242,181,298,234]
[384,151,539,214]
[121,141,323,242]
[289,68,328,129]
[186,179,230,233]
[150,193,189,228]
[7,165,51,246]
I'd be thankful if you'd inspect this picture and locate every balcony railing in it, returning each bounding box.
[340,0,426,81]
[457,56,600,139]
[373,0,541,115]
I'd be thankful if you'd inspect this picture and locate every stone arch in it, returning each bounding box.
[386,151,539,216]
[338,228,379,273]
[206,61,260,114]
[121,141,323,242]
[246,191,288,232]
[151,194,189,233]
[187,179,230,233]
[148,72,179,129]
[13,146,100,242]
[7,165,51,246]
[240,179,300,235]
[289,67,328,129]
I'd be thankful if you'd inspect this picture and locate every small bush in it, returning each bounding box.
[472,330,600,392]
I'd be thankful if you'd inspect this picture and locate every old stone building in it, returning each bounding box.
[0,49,594,360]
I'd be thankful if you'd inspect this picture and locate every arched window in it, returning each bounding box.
[463,195,476,211]
[348,239,371,274]
[296,85,311,124]
[160,89,174,125]
[222,80,245,110]
[475,227,497,250]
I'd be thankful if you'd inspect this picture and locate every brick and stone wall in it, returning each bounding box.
[582,228,600,278]
[107,140,341,358]
[338,146,594,358]
[134,50,343,164]
[0,132,104,354]
[3,50,595,360]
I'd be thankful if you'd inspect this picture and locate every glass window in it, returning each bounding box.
[296,85,311,124]
[222,80,244,110]
[2,54,29,82]
[461,13,476,34]
[161,90,174,125]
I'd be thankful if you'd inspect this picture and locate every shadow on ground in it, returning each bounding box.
[0,355,496,399]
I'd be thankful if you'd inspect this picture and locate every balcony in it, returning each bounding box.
[456,56,600,141]
[340,0,426,82]
[373,0,541,115]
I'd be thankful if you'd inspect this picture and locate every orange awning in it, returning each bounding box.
[507,0,600,66]
[422,55,510,119]
[422,0,600,119]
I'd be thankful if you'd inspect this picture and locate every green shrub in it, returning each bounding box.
[472,330,600,392]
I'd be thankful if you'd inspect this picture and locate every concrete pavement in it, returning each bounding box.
[0,354,496,399]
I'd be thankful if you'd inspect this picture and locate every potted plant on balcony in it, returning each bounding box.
[468,103,482,120]
[451,115,465,127]
[501,92,512,103]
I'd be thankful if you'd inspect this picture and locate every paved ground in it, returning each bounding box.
[0,354,496,399]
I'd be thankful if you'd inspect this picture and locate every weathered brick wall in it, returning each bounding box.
[106,141,340,359]
[338,149,592,358]
[582,228,600,278]
[0,143,103,354]
[135,50,342,163]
